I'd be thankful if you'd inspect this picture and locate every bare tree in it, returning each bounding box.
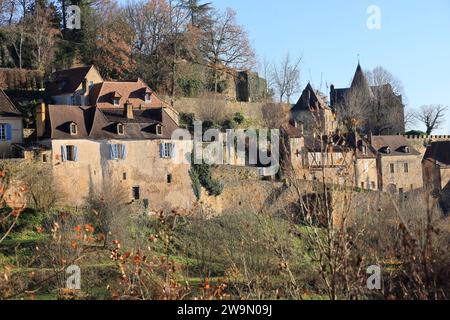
[261,102,288,129]
[272,53,302,104]
[260,57,274,102]
[335,85,373,133]
[365,66,405,97]
[414,105,448,135]
[27,5,60,71]
[199,8,255,93]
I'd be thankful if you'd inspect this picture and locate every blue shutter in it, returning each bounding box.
[122,144,127,160]
[74,146,78,162]
[160,143,164,158]
[171,143,176,159]
[109,144,115,160]
[5,124,12,141]
[61,145,67,162]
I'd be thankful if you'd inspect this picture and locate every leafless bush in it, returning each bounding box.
[196,92,230,123]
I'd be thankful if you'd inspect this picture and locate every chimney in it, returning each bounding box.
[36,101,46,139]
[124,101,133,119]
[82,78,89,95]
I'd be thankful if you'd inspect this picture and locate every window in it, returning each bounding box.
[145,93,151,103]
[361,182,365,189]
[0,124,7,140]
[117,123,125,135]
[167,174,173,184]
[371,181,376,190]
[156,125,162,136]
[61,145,78,162]
[113,98,120,106]
[89,81,94,89]
[132,187,140,200]
[110,144,126,160]
[411,184,414,190]
[70,96,76,105]
[123,172,127,180]
[42,154,48,163]
[390,163,395,174]
[160,143,175,159]
[70,123,77,135]
[399,188,404,194]
[404,163,409,173]
[361,145,367,155]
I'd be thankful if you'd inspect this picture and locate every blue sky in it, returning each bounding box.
[212,0,450,134]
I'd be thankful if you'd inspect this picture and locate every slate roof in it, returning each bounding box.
[330,64,405,106]
[292,83,330,112]
[46,66,95,96]
[0,89,22,117]
[423,141,450,168]
[44,105,180,141]
[371,135,420,156]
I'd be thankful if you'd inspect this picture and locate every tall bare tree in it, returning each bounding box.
[200,8,254,93]
[414,105,448,135]
[272,53,302,104]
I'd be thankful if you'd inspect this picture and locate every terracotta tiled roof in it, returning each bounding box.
[46,66,94,96]
[0,89,22,117]
[90,79,169,109]
[423,141,450,168]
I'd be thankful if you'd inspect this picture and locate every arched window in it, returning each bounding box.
[70,122,78,135]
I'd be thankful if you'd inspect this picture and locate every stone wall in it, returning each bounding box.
[172,97,265,126]
[43,138,196,211]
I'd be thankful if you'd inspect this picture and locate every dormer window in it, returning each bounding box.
[113,98,120,106]
[156,124,163,136]
[70,122,78,135]
[117,123,125,135]
[385,147,391,154]
[401,146,410,153]
[145,93,152,103]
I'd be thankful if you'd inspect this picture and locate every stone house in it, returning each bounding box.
[422,141,450,213]
[46,65,104,106]
[350,133,378,191]
[371,135,423,193]
[0,89,23,157]
[291,83,337,135]
[282,122,355,186]
[36,101,195,210]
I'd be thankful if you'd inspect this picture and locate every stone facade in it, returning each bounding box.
[292,83,337,135]
[422,141,450,213]
[41,138,195,210]
[0,89,23,157]
[47,66,104,106]
[372,136,423,193]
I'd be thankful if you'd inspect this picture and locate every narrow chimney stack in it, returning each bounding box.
[124,101,134,119]
[36,101,46,139]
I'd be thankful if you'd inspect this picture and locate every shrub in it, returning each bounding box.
[190,161,223,198]
[233,112,245,125]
